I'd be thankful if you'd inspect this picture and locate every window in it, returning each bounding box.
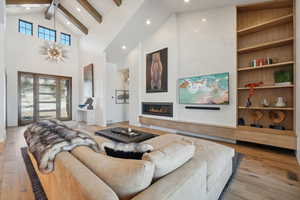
[60,33,71,46]
[19,19,33,36]
[38,25,56,42]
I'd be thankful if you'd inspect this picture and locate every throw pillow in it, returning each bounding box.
[142,139,195,179]
[102,142,153,160]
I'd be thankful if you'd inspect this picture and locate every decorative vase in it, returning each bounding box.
[261,99,270,107]
[275,97,286,107]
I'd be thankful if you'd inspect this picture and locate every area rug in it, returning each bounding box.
[218,152,244,200]
[21,147,243,200]
[21,147,47,200]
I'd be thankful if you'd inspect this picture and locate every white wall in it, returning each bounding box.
[79,50,107,126]
[296,0,300,164]
[140,14,179,120]
[5,13,80,126]
[123,7,236,128]
[125,45,142,126]
[177,7,236,127]
[106,63,129,124]
[0,0,6,141]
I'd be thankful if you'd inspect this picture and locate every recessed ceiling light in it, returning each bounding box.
[76,7,81,12]
[67,21,70,25]
[146,19,151,25]
[122,45,127,50]
[201,18,207,22]
[184,0,190,3]
[25,7,31,10]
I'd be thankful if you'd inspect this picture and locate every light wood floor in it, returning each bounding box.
[0,124,300,200]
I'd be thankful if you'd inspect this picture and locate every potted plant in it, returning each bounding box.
[274,65,293,86]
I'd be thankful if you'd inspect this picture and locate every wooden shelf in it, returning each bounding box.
[238,85,294,90]
[238,61,294,71]
[237,126,295,137]
[237,37,294,54]
[236,1,296,150]
[238,106,294,111]
[237,14,293,36]
[237,1,293,12]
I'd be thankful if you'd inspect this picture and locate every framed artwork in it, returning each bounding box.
[178,72,229,105]
[124,90,129,104]
[146,48,168,93]
[83,64,94,97]
[116,90,129,104]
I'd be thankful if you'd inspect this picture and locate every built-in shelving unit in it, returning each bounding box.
[238,106,294,111]
[237,85,294,90]
[237,37,294,54]
[238,61,294,71]
[237,14,293,36]
[236,0,296,149]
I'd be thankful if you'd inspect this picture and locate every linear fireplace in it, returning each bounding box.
[142,102,173,117]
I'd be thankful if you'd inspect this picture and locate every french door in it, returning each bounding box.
[18,72,72,126]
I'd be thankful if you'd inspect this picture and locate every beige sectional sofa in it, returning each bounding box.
[29,133,234,200]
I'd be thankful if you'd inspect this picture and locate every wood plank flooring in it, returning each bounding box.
[0,124,300,200]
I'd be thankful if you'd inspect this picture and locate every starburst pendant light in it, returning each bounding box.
[40,5,68,62]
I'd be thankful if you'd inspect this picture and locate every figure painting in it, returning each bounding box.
[146,48,168,93]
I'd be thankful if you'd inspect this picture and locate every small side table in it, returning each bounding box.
[77,108,96,125]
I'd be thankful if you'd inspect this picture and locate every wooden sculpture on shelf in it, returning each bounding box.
[269,111,286,130]
[244,81,264,107]
[250,110,264,128]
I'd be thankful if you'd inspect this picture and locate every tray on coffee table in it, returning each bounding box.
[95,127,157,143]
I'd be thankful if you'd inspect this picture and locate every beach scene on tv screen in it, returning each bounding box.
[178,72,229,105]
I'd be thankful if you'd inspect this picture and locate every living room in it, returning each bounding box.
[0,0,300,200]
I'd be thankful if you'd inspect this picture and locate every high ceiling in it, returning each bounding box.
[164,0,269,13]
[5,0,269,55]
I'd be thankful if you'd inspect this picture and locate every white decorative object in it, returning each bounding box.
[261,98,270,107]
[275,97,286,107]
[274,82,292,86]
[77,108,96,125]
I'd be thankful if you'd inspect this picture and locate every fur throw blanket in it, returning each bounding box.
[24,120,100,174]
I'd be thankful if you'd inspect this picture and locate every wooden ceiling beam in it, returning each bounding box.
[58,4,88,35]
[6,0,51,4]
[77,0,102,24]
[113,0,122,7]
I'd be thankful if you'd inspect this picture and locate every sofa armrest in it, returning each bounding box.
[29,151,119,200]
[131,157,207,200]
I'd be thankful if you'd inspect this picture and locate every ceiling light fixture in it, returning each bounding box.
[201,18,207,22]
[146,19,151,25]
[184,0,190,3]
[77,7,81,12]
[40,6,68,63]
[122,45,127,50]
[67,21,70,25]
[25,7,31,10]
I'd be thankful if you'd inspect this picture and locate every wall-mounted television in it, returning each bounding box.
[178,72,229,105]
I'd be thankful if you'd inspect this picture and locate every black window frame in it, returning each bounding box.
[38,25,57,42]
[18,19,33,36]
[60,32,71,46]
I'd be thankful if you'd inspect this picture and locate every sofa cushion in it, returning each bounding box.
[143,134,234,191]
[71,147,155,200]
[142,139,195,179]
